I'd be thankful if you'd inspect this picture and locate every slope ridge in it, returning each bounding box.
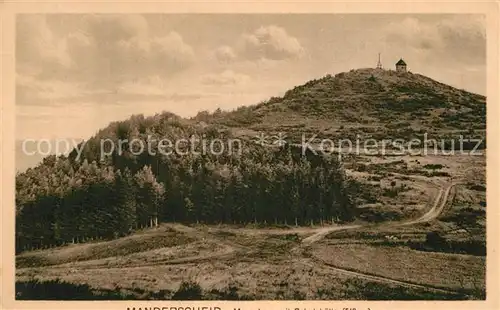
[200,68,486,143]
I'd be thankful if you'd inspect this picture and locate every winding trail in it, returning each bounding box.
[303,257,459,295]
[301,182,454,246]
[301,224,362,245]
[400,183,453,226]
[295,182,461,296]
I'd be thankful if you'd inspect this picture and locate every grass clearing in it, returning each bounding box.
[312,243,485,293]
[16,226,193,268]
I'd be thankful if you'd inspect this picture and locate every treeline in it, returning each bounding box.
[16,162,164,251]
[16,112,356,252]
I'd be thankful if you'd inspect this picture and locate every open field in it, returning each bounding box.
[16,222,482,300]
[312,244,485,291]
[16,153,486,300]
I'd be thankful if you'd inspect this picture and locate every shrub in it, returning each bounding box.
[172,281,203,300]
[356,163,367,172]
[15,279,133,300]
[427,171,451,177]
[382,184,408,198]
[468,184,486,192]
[206,285,244,300]
[425,231,446,247]
[423,164,444,170]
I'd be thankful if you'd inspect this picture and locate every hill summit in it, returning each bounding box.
[200,68,486,143]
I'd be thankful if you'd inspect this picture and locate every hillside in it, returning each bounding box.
[16,113,355,253]
[15,68,487,253]
[196,68,486,144]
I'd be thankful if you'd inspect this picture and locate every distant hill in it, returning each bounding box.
[16,139,83,173]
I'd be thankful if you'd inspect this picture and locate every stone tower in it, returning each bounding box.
[396,58,407,72]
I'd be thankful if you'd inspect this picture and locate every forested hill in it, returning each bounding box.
[15,112,356,253]
[15,68,486,252]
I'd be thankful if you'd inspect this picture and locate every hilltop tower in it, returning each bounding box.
[376,53,383,69]
[396,58,407,72]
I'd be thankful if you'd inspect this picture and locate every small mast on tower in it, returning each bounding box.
[376,53,383,69]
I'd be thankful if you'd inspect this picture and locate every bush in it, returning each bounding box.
[382,184,408,198]
[423,164,444,170]
[409,238,486,256]
[468,184,486,192]
[425,231,446,247]
[356,163,367,172]
[15,279,133,300]
[357,208,402,223]
[206,285,244,300]
[172,281,203,300]
[440,207,484,227]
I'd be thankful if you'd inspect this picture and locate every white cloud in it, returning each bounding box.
[111,31,195,78]
[201,70,250,85]
[16,75,90,105]
[83,14,149,43]
[117,75,169,96]
[237,25,304,60]
[17,15,196,84]
[115,75,221,104]
[385,16,485,65]
[16,15,72,69]
[214,45,237,63]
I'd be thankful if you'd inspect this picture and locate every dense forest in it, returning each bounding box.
[15,112,357,253]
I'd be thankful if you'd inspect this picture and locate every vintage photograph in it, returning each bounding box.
[13,13,487,301]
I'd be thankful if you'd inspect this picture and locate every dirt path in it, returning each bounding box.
[301,224,362,245]
[301,182,453,246]
[304,254,465,297]
[297,182,461,296]
[400,183,453,226]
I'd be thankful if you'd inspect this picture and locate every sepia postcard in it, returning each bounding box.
[1,1,499,310]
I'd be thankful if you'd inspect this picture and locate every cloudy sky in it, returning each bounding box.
[16,14,486,141]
